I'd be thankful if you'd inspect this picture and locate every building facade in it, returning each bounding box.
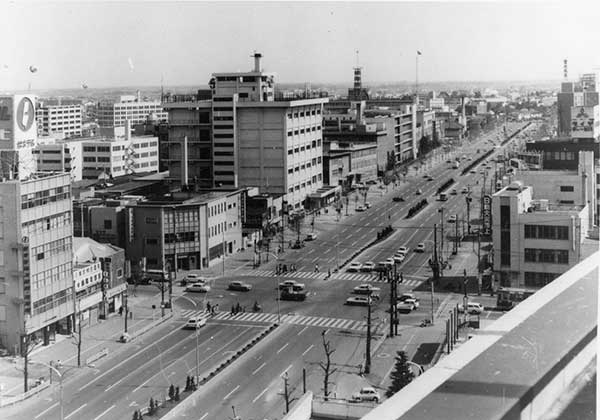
[0,173,74,353]
[36,103,83,138]
[97,95,167,128]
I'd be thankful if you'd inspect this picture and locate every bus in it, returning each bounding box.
[496,287,536,310]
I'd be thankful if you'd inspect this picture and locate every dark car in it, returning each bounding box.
[392,196,405,202]
[280,288,307,301]
[228,281,252,292]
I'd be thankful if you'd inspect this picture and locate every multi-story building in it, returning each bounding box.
[34,124,159,181]
[125,190,243,273]
[492,181,588,289]
[36,103,83,138]
[557,73,600,139]
[163,53,327,209]
[0,173,74,353]
[97,94,167,128]
[0,94,39,180]
[323,141,377,187]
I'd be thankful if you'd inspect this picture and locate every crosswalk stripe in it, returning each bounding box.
[323,319,338,327]
[287,315,299,323]
[298,316,310,325]
[263,314,278,323]
[333,319,346,328]
[214,312,228,320]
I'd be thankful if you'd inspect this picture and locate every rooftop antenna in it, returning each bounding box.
[353,50,363,90]
[160,74,164,101]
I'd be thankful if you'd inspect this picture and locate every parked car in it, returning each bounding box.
[447,215,457,224]
[353,284,381,295]
[351,387,381,403]
[397,246,409,256]
[427,176,434,181]
[365,202,372,209]
[415,189,423,195]
[415,243,426,253]
[345,296,374,306]
[185,282,211,293]
[392,196,405,202]
[461,187,470,194]
[279,280,305,291]
[184,316,207,330]
[347,261,363,272]
[228,281,252,292]
[450,188,458,195]
[356,205,367,212]
[393,254,405,263]
[280,288,307,301]
[305,232,318,241]
[458,302,484,314]
[469,170,476,174]
[360,262,376,272]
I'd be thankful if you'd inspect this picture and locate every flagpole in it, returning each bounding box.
[415,51,420,106]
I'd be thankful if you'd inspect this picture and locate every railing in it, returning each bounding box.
[361,251,599,420]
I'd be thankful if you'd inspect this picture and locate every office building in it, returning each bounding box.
[36,103,83,138]
[0,94,39,180]
[323,141,378,188]
[0,173,74,354]
[557,73,600,139]
[492,181,588,289]
[97,94,167,128]
[163,53,328,209]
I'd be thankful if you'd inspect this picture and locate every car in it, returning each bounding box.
[461,187,470,194]
[467,157,473,161]
[404,298,419,309]
[446,159,452,163]
[458,302,484,314]
[347,261,362,272]
[345,296,374,306]
[415,189,422,195]
[186,282,211,293]
[427,176,434,181]
[415,243,426,253]
[305,232,318,241]
[397,246,409,256]
[356,205,367,212]
[353,284,381,295]
[279,280,305,291]
[365,202,372,209]
[447,215,457,224]
[184,316,207,330]
[393,254,405,263]
[184,273,204,283]
[366,180,378,185]
[397,300,416,312]
[469,170,476,174]
[360,262,376,272]
[423,174,430,178]
[280,288,307,301]
[450,188,457,195]
[392,196,405,202]
[398,293,417,302]
[228,281,252,292]
[351,387,380,403]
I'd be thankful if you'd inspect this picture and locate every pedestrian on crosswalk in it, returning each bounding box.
[206,302,211,313]
[231,305,236,315]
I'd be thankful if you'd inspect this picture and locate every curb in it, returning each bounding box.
[123,312,173,343]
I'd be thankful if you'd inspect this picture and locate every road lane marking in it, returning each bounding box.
[35,402,59,418]
[302,344,314,356]
[93,404,115,420]
[280,364,293,378]
[223,385,240,400]
[199,413,209,420]
[297,325,308,335]
[252,386,270,403]
[65,403,87,420]
[252,362,266,375]
[276,343,289,354]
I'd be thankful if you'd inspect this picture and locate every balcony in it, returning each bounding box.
[361,251,598,420]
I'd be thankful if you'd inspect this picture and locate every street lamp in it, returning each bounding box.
[261,251,281,323]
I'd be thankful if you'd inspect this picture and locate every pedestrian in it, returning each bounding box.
[289,240,292,248]
[118,306,123,316]
[236,302,241,313]
[231,305,236,315]
[328,268,331,278]
[206,302,211,313]
[315,264,319,273]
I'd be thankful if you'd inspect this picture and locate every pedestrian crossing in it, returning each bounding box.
[178,309,370,332]
[237,269,426,287]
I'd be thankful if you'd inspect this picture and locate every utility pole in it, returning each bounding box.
[281,199,286,254]
[283,372,290,414]
[389,265,396,338]
[438,207,445,263]
[477,231,482,295]
[454,215,459,255]
[466,195,472,234]
[124,291,128,332]
[160,279,165,317]
[365,290,372,374]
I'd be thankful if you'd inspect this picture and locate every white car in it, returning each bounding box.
[365,202,372,209]
[347,261,362,272]
[186,282,211,293]
[184,274,208,284]
[393,254,405,263]
[353,284,381,295]
[397,300,416,312]
[447,215,457,224]
[384,258,395,266]
[397,246,409,256]
[305,232,318,241]
[415,243,426,253]
[458,302,484,314]
[351,387,380,403]
[345,296,373,306]
[360,262,376,272]
[184,316,207,329]
[356,205,367,212]
[279,280,305,291]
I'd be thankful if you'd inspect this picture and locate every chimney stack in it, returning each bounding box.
[181,136,189,187]
[253,52,262,72]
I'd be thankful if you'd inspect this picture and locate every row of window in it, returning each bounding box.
[286,109,322,119]
[287,174,322,193]
[165,232,196,243]
[209,221,227,238]
[287,126,322,137]
[22,212,71,237]
[524,224,569,240]
[33,237,73,261]
[544,151,576,161]
[32,288,72,316]
[31,262,72,291]
[524,271,561,288]
[287,159,321,174]
[287,140,322,155]
[21,186,71,210]
[524,248,569,264]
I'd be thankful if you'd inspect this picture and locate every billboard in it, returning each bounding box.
[482,195,492,236]
[0,95,37,150]
[571,106,600,138]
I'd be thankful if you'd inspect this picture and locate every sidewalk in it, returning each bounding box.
[0,289,173,402]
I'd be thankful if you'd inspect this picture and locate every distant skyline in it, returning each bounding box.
[1,1,600,91]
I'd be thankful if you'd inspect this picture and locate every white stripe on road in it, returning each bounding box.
[223,385,240,400]
[252,386,270,403]
[252,362,266,375]
[35,402,59,419]
[199,413,209,420]
[93,404,115,420]
[297,325,308,335]
[276,343,289,354]
[302,344,314,356]
[65,403,87,420]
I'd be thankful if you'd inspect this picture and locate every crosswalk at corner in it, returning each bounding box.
[178,309,370,332]
[236,269,427,287]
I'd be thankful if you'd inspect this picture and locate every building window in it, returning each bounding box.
[145,238,158,245]
[145,217,158,224]
[559,185,574,192]
[104,220,112,229]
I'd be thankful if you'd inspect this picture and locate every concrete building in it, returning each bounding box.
[0,173,74,354]
[557,73,599,139]
[323,141,378,187]
[125,190,243,273]
[163,53,327,209]
[36,103,83,138]
[0,94,39,180]
[492,181,588,289]
[97,94,167,128]
[34,125,159,181]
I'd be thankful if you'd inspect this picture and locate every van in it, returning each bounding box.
[459,302,484,314]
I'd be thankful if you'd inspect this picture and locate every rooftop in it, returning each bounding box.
[73,237,123,262]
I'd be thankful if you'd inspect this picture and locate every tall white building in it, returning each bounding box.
[36,103,83,138]
[97,94,167,128]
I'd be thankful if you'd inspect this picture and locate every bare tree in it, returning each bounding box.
[318,330,337,401]
[71,311,83,367]
[17,333,41,392]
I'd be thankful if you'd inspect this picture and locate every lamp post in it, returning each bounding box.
[262,251,281,323]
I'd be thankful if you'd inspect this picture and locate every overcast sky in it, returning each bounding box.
[2,1,600,90]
